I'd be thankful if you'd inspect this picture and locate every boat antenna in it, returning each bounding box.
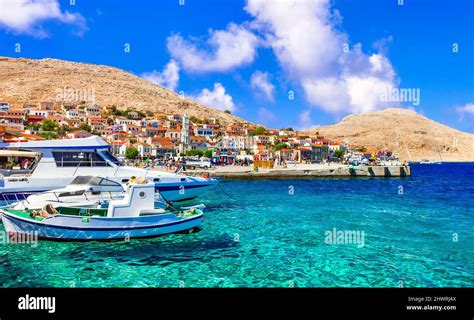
[432,133,443,162]
[396,126,412,162]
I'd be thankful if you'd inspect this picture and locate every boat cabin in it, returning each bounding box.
[0,136,124,176]
[51,149,123,167]
[0,150,41,176]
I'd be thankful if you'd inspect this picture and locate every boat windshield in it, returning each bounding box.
[58,190,86,197]
[100,150,123,166]
[70,176,122,187]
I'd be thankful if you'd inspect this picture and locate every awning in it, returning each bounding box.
[0,150,39,157]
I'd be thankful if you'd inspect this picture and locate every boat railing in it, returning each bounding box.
[4,158,116,167]
[46,189,124,202]
[0,192,31,207]
[72,159,115,175]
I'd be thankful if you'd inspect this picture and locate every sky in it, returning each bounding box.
[0,0,473,132]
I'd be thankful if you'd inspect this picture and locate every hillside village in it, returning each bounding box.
[0,100,395,166]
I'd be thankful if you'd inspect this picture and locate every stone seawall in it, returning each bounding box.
[188,165,411,180]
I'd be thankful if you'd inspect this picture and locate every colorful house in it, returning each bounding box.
[66,130,93,139]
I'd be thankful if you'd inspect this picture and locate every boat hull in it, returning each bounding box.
[0,211,203,241]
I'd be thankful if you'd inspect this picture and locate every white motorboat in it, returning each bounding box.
[419,159,442,165]
[0,136,217,202]
[10,176,126,210]
[10,175,206,211]
[0,180,204,241]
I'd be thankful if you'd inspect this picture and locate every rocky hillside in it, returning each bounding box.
[304,108,474,162]
[0,56,248,125]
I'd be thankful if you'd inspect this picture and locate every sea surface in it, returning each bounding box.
[0,163,473,287]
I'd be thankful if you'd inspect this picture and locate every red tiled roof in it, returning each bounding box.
[21,133,46,140]
[89,117,105,121]
[68,130,90,135]
[0,115,24,119]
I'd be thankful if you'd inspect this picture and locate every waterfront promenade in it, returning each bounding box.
[157,163,411,179]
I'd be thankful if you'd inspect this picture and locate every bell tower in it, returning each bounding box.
[179,112,190,154]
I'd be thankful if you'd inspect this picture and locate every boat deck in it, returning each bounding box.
[2,206,201,221]
[4,209,45,221]
[2,207,109,221]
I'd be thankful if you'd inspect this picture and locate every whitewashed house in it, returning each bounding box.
[66,110,82,119]
[137,143,152,157]
[0,101,10,112]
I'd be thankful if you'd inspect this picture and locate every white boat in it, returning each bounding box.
[10,175,206,211]
[0,136,218,202]
[419,137,443,164]
[10,176,127,210]
[419,159,442,165]
[0,181,204,241]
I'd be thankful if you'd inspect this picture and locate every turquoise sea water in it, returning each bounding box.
[0,163,473,287]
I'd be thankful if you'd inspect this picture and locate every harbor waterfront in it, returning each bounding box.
[0,163,472,287]
[183,163,411,179]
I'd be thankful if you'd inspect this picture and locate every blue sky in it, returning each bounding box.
[0,0,472,132]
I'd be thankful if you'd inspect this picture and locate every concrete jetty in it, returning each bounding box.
[185,164,411,180]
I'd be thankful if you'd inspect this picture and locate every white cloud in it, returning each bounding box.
[0,0,87,37]
[141,60,180,91]
[192,83,236,112]
[246,0,342,78]
[251,71,275,101]
[245,0,398,115]
[297,109,320,131]
[456,103,474,120]
[167,22,259,73]
[372,36,393,55]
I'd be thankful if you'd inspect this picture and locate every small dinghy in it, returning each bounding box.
[0,179,204,241]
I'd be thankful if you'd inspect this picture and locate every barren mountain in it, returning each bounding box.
[0,56,248,125]
[304,108,474,162]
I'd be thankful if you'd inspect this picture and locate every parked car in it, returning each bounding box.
[184,157,212,169]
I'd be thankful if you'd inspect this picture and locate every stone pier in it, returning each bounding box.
[188,165,411,180]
